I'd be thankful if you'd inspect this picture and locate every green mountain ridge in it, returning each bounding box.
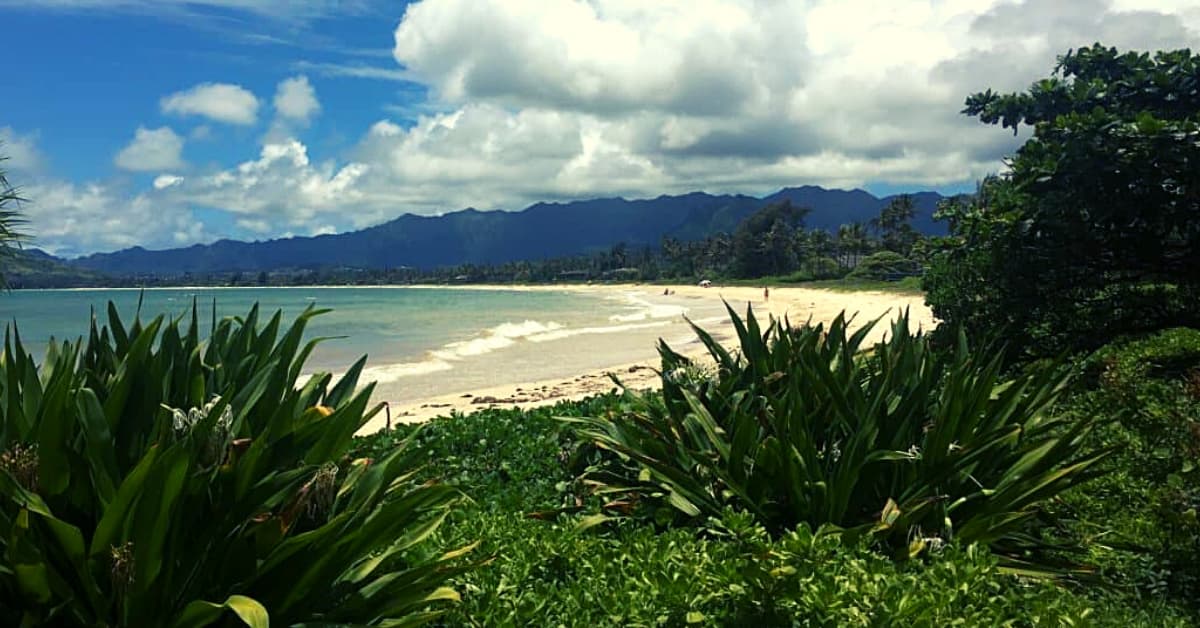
[68,186,945,276]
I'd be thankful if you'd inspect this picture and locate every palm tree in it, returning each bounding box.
[872,195,918,254]
[847,221,870,267]
[0,147,29,288]
[836,224,852,268]
[805,228,834,277]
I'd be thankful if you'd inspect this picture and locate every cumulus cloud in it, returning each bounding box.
[153,174,183,189]
[0,126,45,174]
[273,75,321,123]
[114,126,186,171]
[161,82,260,125]
[394,0,807,117]
[155,139,370,230]
[18,177,212,257]
[378,0,1198,201]
[14,0,1200,255]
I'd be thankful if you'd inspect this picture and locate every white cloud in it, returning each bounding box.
[293,60,411,82]
[393,0,806,117]
[161,82,260,125]
[20,178,211,257]
[153,174,183,189]
[114,126,186,171]
[11,0,1200,256]
[157,139,370,229]
[273,75,321,123]
[0,127,45,174]
[378,0,1198,200]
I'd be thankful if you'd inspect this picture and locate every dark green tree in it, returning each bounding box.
[802,228,837,278]
[837,221,871,268]
[732,200,810,278]
[925,44,1200,358]
[872,194,920,255]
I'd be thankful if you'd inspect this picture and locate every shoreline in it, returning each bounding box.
[356,282,936,433]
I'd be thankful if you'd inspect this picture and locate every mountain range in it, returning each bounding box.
[64,186,947,276]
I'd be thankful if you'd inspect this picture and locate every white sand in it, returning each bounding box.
[355,283,935,433]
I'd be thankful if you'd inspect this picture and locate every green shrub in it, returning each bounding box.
[1059,328,1200,599]
[0,303,471,626]
[356,401,1193,626]
[567,304,1110,572]
[810,256,845,280]
[847,250,918,280]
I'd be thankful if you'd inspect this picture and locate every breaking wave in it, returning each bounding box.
[608,292,689,322]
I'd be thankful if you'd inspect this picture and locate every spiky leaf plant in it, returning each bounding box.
[566,304,1111,573]
[0,302,472,626]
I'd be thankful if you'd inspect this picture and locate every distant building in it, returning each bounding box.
[602,267,641,280]
[557,270,591,281]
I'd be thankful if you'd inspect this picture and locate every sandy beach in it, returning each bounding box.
[357,283,935,433]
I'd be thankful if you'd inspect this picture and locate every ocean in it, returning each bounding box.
[0,286,726,406]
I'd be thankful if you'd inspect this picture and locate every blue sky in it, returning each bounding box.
[1,0,1197,256]
[3,3,411,180]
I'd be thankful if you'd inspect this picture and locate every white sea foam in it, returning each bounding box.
[360,311,683,383]
[432,320,564,360]
[608,292,688,323]
[361,359,454,384]
[528,320,670,343]
[359,320,566,383]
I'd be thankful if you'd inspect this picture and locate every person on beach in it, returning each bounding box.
[764,286,770,301]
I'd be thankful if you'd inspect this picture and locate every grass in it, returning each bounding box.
[710,275,924,294]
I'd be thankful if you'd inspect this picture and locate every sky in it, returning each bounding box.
[1,0,1198,257]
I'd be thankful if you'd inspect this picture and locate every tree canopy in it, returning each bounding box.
[925,44,1200,357]
[871,194,920,255]
[731,200,811,278]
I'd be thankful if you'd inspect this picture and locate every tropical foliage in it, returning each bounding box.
[566,305,1110,570]
[731,200,810,278]
[1056,328,1200,598]
[0,147,29,288]
[0,302,471,626]
[351,399,1195,625]
[871,194,921,256]
[925,44,1200,358]
[846,250,919,281]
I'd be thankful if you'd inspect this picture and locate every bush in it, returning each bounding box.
[924,46,1200,360]
[0,303,471,626]
[810,256,845,280]
[847,251,918,280]
[567,304,1110,572]
[354,399,1194,625]
[1058,328,1200,600]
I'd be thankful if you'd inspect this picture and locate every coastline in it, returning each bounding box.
[356,282,935,433]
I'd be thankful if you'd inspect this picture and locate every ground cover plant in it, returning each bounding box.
[1050,328,1200,603]
[0,303,470,626]
[353,398,1195,626]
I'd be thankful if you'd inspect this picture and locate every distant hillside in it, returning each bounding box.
[5,248,109,288]
[72,186,947,275]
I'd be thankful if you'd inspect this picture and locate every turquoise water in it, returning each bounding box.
[0,287,723,405]
[0,287,612,370]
